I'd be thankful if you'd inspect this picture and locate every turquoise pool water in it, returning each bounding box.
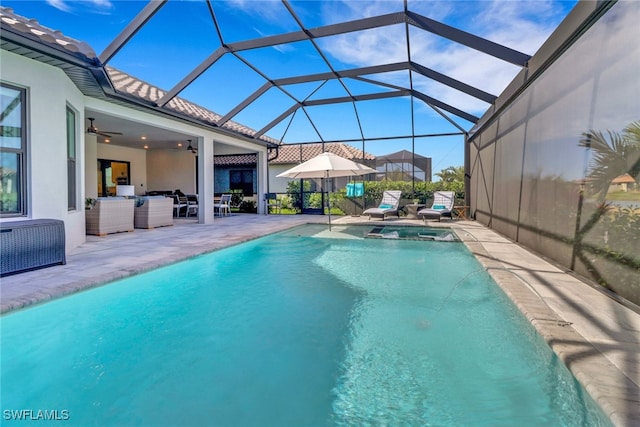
[1,224,611,426]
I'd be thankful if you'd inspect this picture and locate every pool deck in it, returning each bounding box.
[1,214,638,426]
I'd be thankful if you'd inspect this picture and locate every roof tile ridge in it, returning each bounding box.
[104,66,277,143]
[337,143,354,159]
[1,7,96,58]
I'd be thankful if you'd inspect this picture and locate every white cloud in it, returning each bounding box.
[326,24,408,65]
[322,0,404,21]
[222,0,294,29]
[46,0,113,13]
[474,0,560,54]
[320,0,573,115]
[46,0,72,12]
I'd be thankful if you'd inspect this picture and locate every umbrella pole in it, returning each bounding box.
[325,173,331,231]
[328,192,331,231]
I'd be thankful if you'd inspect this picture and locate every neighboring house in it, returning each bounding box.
[211,146,435,195]
[0,8,276,251]
[268,143,376,194]
[609,174,636,193]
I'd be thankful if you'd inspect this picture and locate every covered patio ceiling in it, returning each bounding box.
[1,0,577,163]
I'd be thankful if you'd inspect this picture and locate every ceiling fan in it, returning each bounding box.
[173,139,197,153]
[87,117,123,138]
[186,140,197,153]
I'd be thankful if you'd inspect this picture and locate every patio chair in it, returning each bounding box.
[362,190,402,220]
[214,194,231,217]
[417,191,455,222]
[171,194,189,217]
[264,193,282,214]
[186,194,199,217]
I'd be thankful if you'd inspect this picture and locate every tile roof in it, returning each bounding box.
[0,7,277,145]
[0,7,96,60]
[106,67,278,144]
[611,174,636,184]
[270,143,375,164]
[214,154,257,166]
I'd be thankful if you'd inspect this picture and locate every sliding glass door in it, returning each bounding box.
[98,159,130,197]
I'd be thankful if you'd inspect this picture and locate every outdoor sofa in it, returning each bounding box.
[134,196,174,229]
[85,197,134,236]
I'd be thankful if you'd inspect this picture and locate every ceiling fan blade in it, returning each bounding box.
[87,118,122,137]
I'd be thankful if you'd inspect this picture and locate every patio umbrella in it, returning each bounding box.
[277,152,376,230]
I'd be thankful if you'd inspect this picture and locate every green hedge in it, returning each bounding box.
[332,181,465,215]
[286,180,465,215]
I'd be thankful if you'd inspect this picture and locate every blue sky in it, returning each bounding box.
[3,0,578,176]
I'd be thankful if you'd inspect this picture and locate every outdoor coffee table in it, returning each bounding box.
[404,204,425,219]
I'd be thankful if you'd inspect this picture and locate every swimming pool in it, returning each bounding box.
[1,224,611,426]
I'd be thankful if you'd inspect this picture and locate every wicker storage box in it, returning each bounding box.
[0,219,66,276]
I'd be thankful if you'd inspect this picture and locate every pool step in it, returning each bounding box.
[366,225,458,241]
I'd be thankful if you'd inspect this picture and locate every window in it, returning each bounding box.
[0,83,26,216]
[67,106,77,210]
[229,170,254,195]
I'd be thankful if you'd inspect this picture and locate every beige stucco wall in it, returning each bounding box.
[269,164,295,194]
[0,50,87,251]
[96,144,148,196]
[146,149,198,195]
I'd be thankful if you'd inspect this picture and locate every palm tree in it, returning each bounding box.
[435,166,464,184]
[579,120,640,202]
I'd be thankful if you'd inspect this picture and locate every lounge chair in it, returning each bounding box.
[363,190,402,220]
[417,191,455,222]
